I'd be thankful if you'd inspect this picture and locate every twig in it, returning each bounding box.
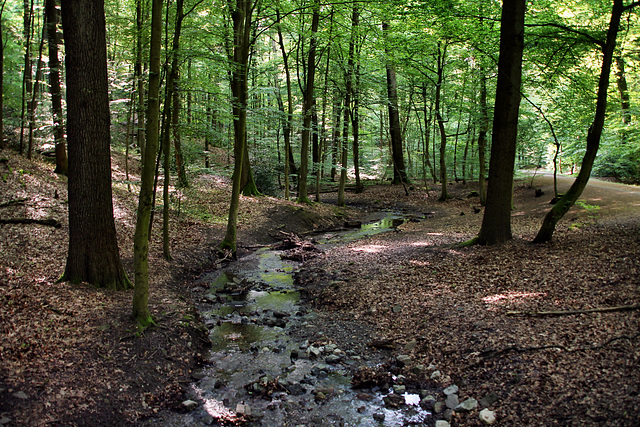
[506,303,640,317]
[0,198,28,208]
[0,218,62,228]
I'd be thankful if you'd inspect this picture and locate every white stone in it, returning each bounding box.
[181,400,198,410]
[435,421,450,427]
[236,403,252,416]
[479,408,497,424]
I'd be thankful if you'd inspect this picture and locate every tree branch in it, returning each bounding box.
[506,303,640,317]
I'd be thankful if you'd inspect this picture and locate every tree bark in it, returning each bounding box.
[221,0,253,253]
[477,69,489,205]
[0,1,6,149]
[476,0,525,245]
[276,8,293,200]
[46,0,67,175]
[61,0,131,290]
[133,0,163,326]
[436,43,448,201]
[533,0,629,243]
[297,0,320,204]
[382,22,408,185]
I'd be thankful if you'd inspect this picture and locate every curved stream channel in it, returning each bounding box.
[165,213,433,426]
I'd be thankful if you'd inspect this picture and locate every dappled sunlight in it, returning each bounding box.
[410,241,435,247]
[408,259,431,267]
[482,291,546,311]
[351,244,387,253]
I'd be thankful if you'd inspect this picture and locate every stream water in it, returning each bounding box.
[163,213,435,426]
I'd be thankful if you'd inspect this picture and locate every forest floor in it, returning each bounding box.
[1,147,639,426]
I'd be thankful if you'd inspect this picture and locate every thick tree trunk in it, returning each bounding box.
[436,44,448,201]
[46,0,67,175]
[476,0,525,245]
[534,0,627,243]
[133,0,163,326]
[61,0,131,290]
[135,0,145,159]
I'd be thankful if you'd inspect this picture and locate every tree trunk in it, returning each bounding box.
[351,8,362,193]
[135,0,146,159]
[46,0,67,175]
[221,0,253,253]
[297,0,320,204]
[534,0,629,243]
[436,43,448,201]
[330,92,342,182]
[276,8,293,200]
[0,1,7,149]
[477,69,489,205]
[615,56,631,126]
[61,0,131,290]
[28,7,46,160]
[382,22,408,185]
[133,0,163,326]
[476,0,525,245]
[20,0,34,156]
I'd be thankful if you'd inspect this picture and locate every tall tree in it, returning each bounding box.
[0,0,6,149]
[297,0,320,204]
[60,0,131,289]
[475,0,525,245]
[533,0,639,243]
[382,21,408,185]
[46,0,67,175]
[221,0,254,253]
[132,0,163,326]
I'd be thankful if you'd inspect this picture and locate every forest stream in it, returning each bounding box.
[152,212,435,426]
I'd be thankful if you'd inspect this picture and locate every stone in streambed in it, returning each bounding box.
[479,408,497,424]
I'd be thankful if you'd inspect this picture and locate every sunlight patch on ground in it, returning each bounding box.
[352,244,387,253]
[409,259,431,266]
[482,292,545,310]
[410,241,435,247]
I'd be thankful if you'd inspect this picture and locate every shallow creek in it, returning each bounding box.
[166,212,434,426]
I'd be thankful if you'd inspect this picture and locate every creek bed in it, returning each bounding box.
[161,213,436,426]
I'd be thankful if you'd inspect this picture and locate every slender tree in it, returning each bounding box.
[132,0,163,326]
[297,0,320,204]
[60,0,131,289]
[533,0,639,243]
[382,21,408,185]
[46,0,67,175]
[221,0,254,253]
[0,0,6,149]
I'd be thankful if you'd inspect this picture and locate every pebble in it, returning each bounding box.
[433,401,445,414]
[0,416,11,425]
[396,354,411,366]
[443,384,458,396]
[182,400,198,410]
[445,394,459,409]
[479,391,500,408]
[455,397,478,412]
[12,391,28,400]
[435,420,450,427]
[479,408,497,424]
[430,370,442,380]
[235,403,252,416]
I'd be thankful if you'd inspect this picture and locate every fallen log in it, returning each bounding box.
[0,218,62,228]
[506,303,640,317]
